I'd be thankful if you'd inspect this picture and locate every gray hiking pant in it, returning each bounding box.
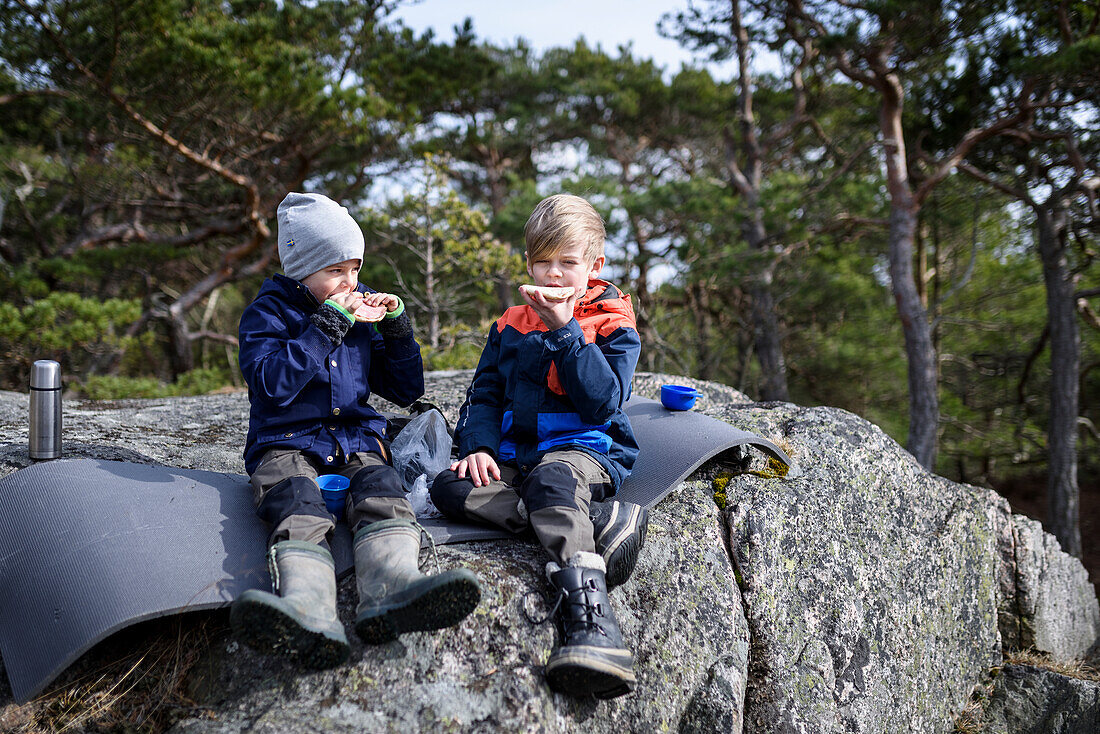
[250,448,414,546]
[430,448,612,564]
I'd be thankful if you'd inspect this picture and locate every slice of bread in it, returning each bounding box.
[353,303,387,322]
[520,284,575,302]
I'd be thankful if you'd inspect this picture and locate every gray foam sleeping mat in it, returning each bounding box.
[0,395,789,701]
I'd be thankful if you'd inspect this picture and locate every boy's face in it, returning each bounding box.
[526,242,605,294]
[301,259,361,303]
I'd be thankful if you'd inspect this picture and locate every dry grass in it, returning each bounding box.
[953,649,1100,732]
[952,672,997,734]
[953,699,987,734]
[1003,648,1100,681]
[6,614,226,733]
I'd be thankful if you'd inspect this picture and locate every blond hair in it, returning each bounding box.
[523,194,605,263]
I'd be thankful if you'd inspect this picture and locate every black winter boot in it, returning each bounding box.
[590,500,648,589]
[544,551,635,699]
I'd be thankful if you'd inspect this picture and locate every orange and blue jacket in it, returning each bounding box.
[455,278,641,490]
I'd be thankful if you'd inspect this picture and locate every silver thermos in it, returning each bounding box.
[29,359,62,460]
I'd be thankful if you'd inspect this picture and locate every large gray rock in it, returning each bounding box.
[168,479,747,733]
[704,401,1098,733]
[1001,515,1100,659]
[979,664,1100,733]
[0,371,1095,733]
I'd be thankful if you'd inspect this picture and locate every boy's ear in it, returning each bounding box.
[525,256,534,278]
[588,255,606,280]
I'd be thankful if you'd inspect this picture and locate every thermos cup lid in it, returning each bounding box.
[31,360,61,390]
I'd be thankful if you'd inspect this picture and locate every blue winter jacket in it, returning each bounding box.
[239,273,424,474]
[454,279,641,490]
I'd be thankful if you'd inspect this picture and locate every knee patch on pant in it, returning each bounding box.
[430,469,474,521]
[519,462,579,513]
[349,464,406,504]
[257,475,331,528]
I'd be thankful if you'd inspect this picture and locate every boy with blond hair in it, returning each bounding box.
[431,193,647,698]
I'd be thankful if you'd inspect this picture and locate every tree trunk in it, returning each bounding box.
[1036,207,1081,557]
[688,280,713,380]
[425,229,439,350]
[626,212,659,373]
[879,78,939,470]
[483,151,515,314]
[887,202,939,469]
[166,302,195,377]
[633,262,658,372]
[729,0,790,402]
[744,210,790,401]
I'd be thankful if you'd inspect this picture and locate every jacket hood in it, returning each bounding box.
[578,278,633,314]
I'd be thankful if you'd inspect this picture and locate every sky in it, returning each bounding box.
[383,0,736,283]
[389,0,733,79]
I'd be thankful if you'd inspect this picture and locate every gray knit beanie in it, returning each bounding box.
[276,192,365,281]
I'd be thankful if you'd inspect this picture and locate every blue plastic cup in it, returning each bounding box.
[660,384,702,411]
[317,474,350,514]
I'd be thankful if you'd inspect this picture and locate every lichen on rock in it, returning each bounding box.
[0,371,1095,733]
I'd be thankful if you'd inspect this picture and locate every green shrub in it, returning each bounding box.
[0,293,144,390]
[78,368,235,400]
[80,375,171,400]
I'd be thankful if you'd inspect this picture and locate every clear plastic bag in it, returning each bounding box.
[389,408,452,517]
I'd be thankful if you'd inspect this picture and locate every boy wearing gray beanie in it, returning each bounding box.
[231,192,481,669]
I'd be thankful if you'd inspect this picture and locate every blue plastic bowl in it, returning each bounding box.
[660,384,702,411]
[317,474,350,515]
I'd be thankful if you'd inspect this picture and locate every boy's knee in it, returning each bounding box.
[349,463,405,503]
[257,475,330,527]
[520,461,580,513]
[430,469,474,520]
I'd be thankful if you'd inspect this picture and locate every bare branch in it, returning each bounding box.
[914,80,1038,205]
[817,212,889,230]
[783,0,877,87]
[1056,0,1074,45]
[761,38,814,153]
[956,162,1035,207]
[0,89,68,105]
[1017,326,1049,404]
[188,330,239,347]
[170,228,273,317]
[60,219,244,257]
[808,139,877,196]
[1078,297,1100,332]
[14,0,270,243]
[722,126,754,197]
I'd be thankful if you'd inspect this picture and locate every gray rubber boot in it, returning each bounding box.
[230,540,349,669]
[353,518,481,644]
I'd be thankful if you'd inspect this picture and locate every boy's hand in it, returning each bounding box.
[519,286,578,331]
[362,292,401,313]
[450,451,500,487]
[327,290,364,313]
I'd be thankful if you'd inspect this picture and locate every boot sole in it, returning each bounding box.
[601,504,649,589]
[230,591,350,669]
[355,569,481,644]
[545,646,636,699]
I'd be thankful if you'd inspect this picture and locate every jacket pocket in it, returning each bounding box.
[253,426,319,451]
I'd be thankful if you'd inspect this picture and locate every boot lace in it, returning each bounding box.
[522,578,607,637]
[267,544,280,593]
[413,519,442,574]
[523,588,564,626]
